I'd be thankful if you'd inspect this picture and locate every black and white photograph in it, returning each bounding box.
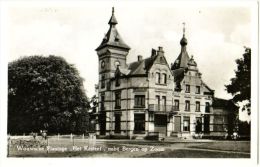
[0,0,259,166]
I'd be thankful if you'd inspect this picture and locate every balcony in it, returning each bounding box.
[148,104,175,112]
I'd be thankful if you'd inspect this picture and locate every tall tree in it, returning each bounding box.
[8,55,90,134]
[225,47,251,115]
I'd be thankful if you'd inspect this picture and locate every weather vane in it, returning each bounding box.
[182,22,186,36]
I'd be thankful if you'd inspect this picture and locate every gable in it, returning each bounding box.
[148,55,173,75]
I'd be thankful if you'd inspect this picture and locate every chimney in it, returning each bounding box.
[151,48,157,57]
[137,55,143,62]
[157,46,164,57]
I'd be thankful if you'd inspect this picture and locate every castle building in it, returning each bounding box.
[93,8,238,139]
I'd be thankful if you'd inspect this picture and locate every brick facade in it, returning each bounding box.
[93,8,238,139]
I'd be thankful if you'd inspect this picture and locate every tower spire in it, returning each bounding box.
[96,7,130,51]
[171,23,190,70]
[108,7,118,25]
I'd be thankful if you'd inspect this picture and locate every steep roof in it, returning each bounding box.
[212,98,239,110]
[96,8,130,51]
[128,56,157,75]
[171,38,190,70]
[171,23,190,70]
[172,68,185,83]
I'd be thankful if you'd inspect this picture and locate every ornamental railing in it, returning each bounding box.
[148,104,177,112]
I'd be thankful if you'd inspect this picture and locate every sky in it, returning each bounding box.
[4,1,253,121]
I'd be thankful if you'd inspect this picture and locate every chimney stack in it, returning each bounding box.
[151,48,157,57]
[157,46,164,57]
[138,55,143,62]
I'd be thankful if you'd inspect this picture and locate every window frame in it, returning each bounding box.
[115,91,121,109]
[183,116,190,132]
[162,73,167,84]
[134,95,145,108]
[161,96,166,111]
[185,100,190,111]
[185,84,190,93]
[195,101,200,112]
[205,102,210,113]
[100,94,105,111]
[101,74,105,89]
[156,72,161,84]
[196,86,200,94]
[174,100,179,111]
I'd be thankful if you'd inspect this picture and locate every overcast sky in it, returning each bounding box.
[5,1,253,120]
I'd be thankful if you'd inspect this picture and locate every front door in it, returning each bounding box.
[134,114,145,134]
[154,114,167,135]
[174,116,181,132]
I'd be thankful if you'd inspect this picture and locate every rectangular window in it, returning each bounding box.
[183,116,190,131]
[196,86,200,94]
[205,102,210,113]
[185,85,190,93]
[100,94,105,111]
[101,75,105,89]
[156,95,160,111]
[185,100,190,111]
[134,95,145,108]
[156,72,160,84]
[195,101,200,112]
[115,92,121,109]
[161,96,166,111]
[162,73,167,84]
[174,100,179,111]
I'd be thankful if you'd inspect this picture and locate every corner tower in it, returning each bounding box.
[96,8,130,90]
[95,7,130,135]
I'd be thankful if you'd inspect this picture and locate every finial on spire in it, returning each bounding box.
[180,22,187,46]
[182,22,186,37]
[108,7,118,25]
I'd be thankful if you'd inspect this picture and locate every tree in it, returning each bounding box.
[225,47,251,115]
[8,55,90,134]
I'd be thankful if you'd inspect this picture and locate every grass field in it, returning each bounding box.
[8,136,250,158]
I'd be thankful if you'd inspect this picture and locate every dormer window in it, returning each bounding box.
[160,57,163,63]
[115,34,119,42]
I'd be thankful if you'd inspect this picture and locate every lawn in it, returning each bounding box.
[189,141,250,153]
[140,149,250,158]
